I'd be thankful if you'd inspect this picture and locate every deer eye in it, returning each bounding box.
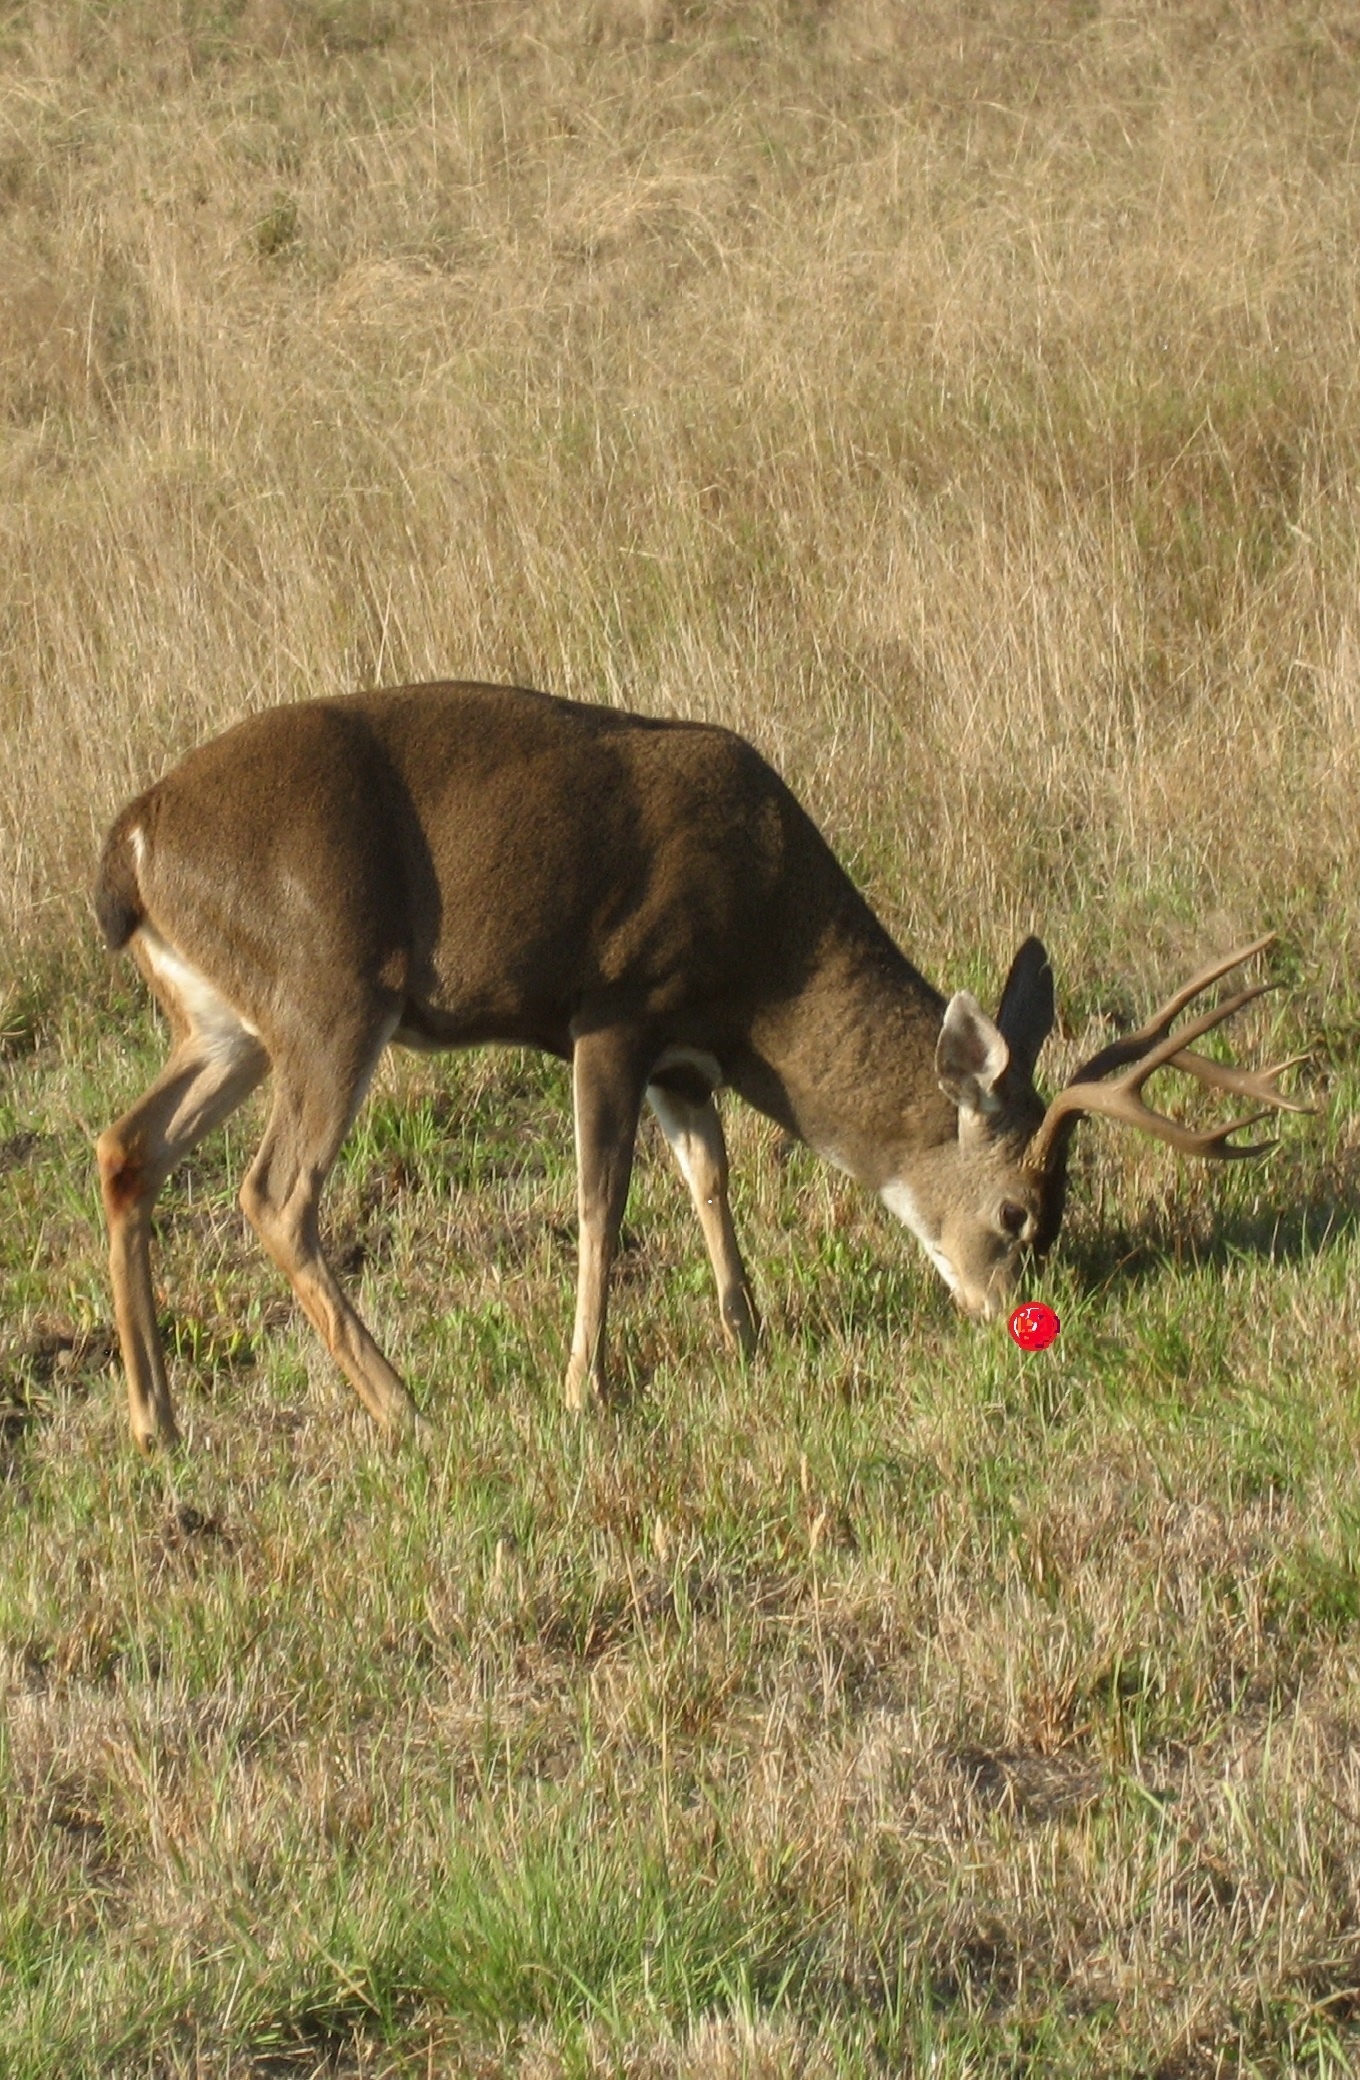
[998,1200,1030,1241]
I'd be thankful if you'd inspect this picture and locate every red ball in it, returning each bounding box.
[1008,1302,1061,1352]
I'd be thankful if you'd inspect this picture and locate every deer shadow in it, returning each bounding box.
[1058,1154,1360,1303]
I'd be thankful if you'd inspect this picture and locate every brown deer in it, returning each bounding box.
[94,681,1308,1452]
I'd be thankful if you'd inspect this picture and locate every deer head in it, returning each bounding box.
[883,932,1310,1322]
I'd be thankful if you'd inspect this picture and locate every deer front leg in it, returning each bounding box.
[647,1082,760,1359]
[565,1027,647,1410]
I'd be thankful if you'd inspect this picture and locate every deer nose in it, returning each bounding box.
[954,1287,1003,1325]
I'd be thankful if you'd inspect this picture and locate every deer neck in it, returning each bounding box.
[742,919,955,1190]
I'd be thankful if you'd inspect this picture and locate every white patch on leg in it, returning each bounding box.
[647,1084,715,1200]
[647,1082,691,1164]
[136,925,261,1059]
[647,1051,725,1202]
[650,1045,723,1088]
[880,1177,961,1296]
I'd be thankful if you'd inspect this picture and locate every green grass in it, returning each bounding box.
[1,961,1353,2076]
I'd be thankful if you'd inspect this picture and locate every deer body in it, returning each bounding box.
[95,681,1303,1452]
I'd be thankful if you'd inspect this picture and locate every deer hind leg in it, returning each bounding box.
[97,1007,267,1454]
[564,1027,649,1411]
[647,1081,760,1360]
[237,1018,420,1437]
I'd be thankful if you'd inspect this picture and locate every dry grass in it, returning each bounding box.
[2,1,1359,2073]
[4,0,1360,992]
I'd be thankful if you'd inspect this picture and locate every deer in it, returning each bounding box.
[93,680,1309,1453]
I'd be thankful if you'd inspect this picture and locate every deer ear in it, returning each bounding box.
[937,991,1009,1117]
[995,935,1055,1086]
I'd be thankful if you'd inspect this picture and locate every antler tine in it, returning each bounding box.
[1133,932,1277,1031]
[1061,979,1273,1093]
[1027,934,1308,1175]
[1167,1047,1314,1114]
[1036,1079,1278,1165]
[1066,936,1276,1085]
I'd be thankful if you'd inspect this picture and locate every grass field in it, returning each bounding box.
[2,2,1359,2071]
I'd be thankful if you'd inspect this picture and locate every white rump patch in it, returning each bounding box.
[881,1177,961,1295]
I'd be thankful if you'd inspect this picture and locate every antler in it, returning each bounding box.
[1025,934,1312,1176]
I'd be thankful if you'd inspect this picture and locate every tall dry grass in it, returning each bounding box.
[3,0,1359,1019]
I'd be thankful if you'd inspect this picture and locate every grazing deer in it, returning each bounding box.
[94,682,1308,1452]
